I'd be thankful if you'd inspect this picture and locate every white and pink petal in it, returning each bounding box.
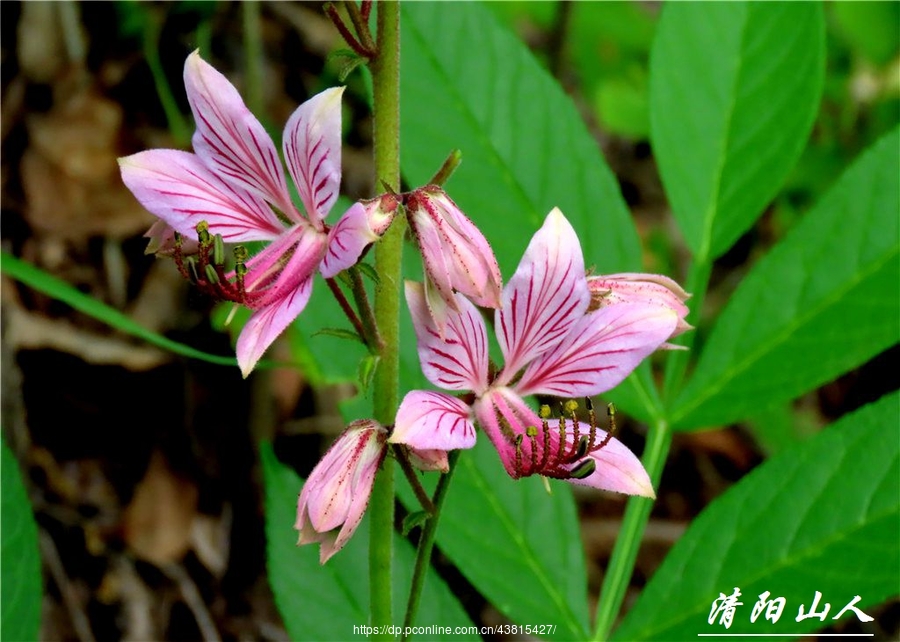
[283,87,345,226]
[236,276,314,377]
[515,303,677,398]
[119,150,283,242]
[319,202,379,278]
[390,391,476,452]
[495,208,589,383]
[184,51,296,217]
[406,282,490,394]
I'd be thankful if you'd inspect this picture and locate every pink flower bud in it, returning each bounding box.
[295,419,387,563]
[359,192,400,237]
[405,186,502,318]
[587,273,691,344]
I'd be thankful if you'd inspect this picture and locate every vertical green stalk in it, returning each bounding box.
[592,417,672,641]
[242,0,264,116]
[368,2,402,639]
[662,257,712,402]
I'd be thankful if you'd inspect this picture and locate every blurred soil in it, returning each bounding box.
[1,2,896,641]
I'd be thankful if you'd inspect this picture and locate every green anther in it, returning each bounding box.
[185,256,199,282]
[236,263,248,277]
[526,425,538,437]
[213,234,225,265]
[539,404,552,419]
[196,221,211,245]
[204,264,220,285]
[569,459,596,480]
[233,245,249,262]
[575,435,590,458]
[564,399,579,415]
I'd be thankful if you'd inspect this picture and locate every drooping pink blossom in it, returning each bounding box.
[120,51,389,376]
[405,186,502,333]
[295,420,388,564]
[391,208,683,496]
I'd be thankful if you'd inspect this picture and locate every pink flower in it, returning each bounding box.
[390,209,682,496]
[587,273,691,347]
[120,51,383,376]
[295,420,388,564]
[405,186,502,333]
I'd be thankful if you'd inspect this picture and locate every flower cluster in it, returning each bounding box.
[120,51,389,377]
[120,53,689,562]
[391,208,687,496]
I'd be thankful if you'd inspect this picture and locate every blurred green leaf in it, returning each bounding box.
[397,438,591,641]
[1,253,243,368]
[402,2,641,277]
[672,127,899,430]
[595,74,650,140]
[1,441,42,642]
[650,2,825,260]
[261,443,476,641]
[831,1,900,66]
[614,392,900,640]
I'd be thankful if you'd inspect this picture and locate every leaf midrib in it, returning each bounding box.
[671,245,898,426]
[455,454,588,639]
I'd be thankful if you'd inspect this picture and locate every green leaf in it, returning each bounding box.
[261,443,476,641]
[613,392,900,640]
[401,1,662,421]
[397,438,591,641]
[672,127,900,429]
[0,252,243,368]
[1,441,42,642]
[401,2,642,277]
[312,327,366,345]
[650,2,825,260]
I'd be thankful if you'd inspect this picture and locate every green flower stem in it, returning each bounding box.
[661,258,712,403]
[591,417,671,641]
[242,0,264,116]
[368,2,402,639]
[350,266,383,352]
[402,450,461,639]
[325,277,368,345]
[427,149,463,187]
[393,446,435,515]
[142,12,191,146]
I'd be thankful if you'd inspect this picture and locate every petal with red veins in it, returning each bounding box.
[515,303,677,397]
[283,87,344,225]
[551,423,655,497]
[320,202,378,278]
[390,391,476,451]
[406,282,489,393]
[184,51,296,217]
[495,208,589,382]
[119,150,283,242]
[236,277,313,377]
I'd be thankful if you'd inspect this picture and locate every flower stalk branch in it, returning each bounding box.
[402,450,461,639]
[349,266,383,352]
[393,446,436,515]
[325,277,369,345]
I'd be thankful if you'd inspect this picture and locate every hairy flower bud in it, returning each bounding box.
[405,186,502,330]
[359,192,400,237]
[295,419,387,563]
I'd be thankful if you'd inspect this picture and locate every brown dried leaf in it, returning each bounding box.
[122,451,198,566]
